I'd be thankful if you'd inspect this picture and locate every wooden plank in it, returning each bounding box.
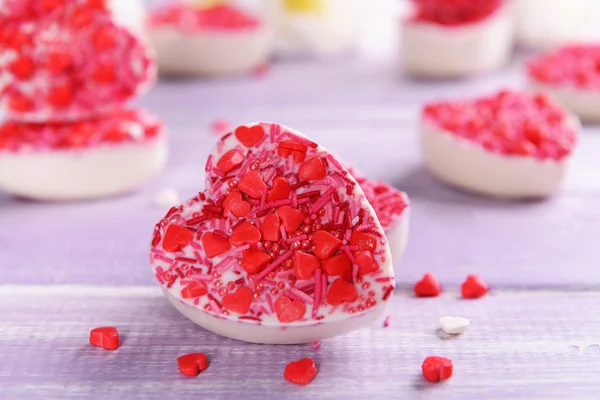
[1,286,599,399]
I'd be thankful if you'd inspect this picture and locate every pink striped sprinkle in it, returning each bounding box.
[255,250,293,281]
[285,288,314,304]
[297,197,310,205]
[384,316,391,327]
[266,293,274,313]
[309,187,335,214]
[214,256,235,271]
[279,225,288,240]
[260,187,268,208]
[190,241,203,250]
[376,277,394,282]
[153,255,174,264]
[291,190,298,208]
[285,131,312,147]
[209,300,222,312]
[352,264,359,282]
[151,248,165,256]
[312,341,321,349]
[190,274,213,282]
[312,269,322,318]
[327,154,344,172]
[205,155,213,172]
[286,234,307,244]
[295,277,315,289]
[277,269,294,278]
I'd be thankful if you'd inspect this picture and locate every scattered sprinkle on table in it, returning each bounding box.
[461,274,488,299]
[414,272,441,297]
[422,356,453,383]
[177,353,209,377]
[89,326,120,350]
[284,358,318,385]
[439,316,470,335]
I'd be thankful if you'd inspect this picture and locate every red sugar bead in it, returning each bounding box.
[461,274,488,299]
[177,353,209,377]
[422,356,453,383]
[89,326,119,350]
[284,358,318,385]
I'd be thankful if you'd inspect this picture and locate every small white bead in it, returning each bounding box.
[153,188,179,208]
[439,316,470,335]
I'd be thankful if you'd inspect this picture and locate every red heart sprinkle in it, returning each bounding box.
[201,232,231,259]
[230,221,261,246]
[422,356,453,383]
[181,282,208,299]
[322,252,352,282]
[278,205,304,233]
[261,213,281,241]
[223,191,251,217]
[235,125,265,148]
[350,231,377,252]
[162,224,194,252]
[89,326,119,350]
[242,249,272,274]
[217,149,245,173]
[298,156,326,181]
[355,250,378,277]
[267,176,291,202]
[461,275,488,299]
[313,230,342,260]
[284,358,318,385]
[293,251,321,280]
[238,170,267,198]
[326,278,358,306]
[222,286,253,314]
[274,295,306,323]
[177,353,209,377]
[414,273,441,297]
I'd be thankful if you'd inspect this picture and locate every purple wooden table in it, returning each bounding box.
[2,57,600,399]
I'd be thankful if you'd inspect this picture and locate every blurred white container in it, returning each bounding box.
[146,1,272,76]
[109,0,147,36]
[266,0,362,57]
[516,0,600,48]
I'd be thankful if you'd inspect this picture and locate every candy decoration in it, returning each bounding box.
[284,358,318,385]
[414,273,441,297]
[177,353,209,377]
[461,275,488,299]
[422,356,453,383]
[421,90,578,198]
[439,316,469,335]
[150,122,394,344]
[89,326,120,350]
[527,45,600,122]
[0,0,155,122]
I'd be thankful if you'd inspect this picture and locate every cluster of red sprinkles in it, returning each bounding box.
[410,0,503,26]
[151,123,394,325]
[348,166,408,230]
[423,90,577,161]
[527,45,600,91]
[414,272,487,299]
[0,108,162,152]
[0,0,154,121]
[148,3,261,32]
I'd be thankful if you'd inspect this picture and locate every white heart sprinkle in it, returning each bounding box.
[153,188,179,208]
[439,316,470,335]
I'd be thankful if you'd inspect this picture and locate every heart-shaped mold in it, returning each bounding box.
[150,122,394,344]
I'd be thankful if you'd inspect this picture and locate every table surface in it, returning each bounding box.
[1,56,600,399]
